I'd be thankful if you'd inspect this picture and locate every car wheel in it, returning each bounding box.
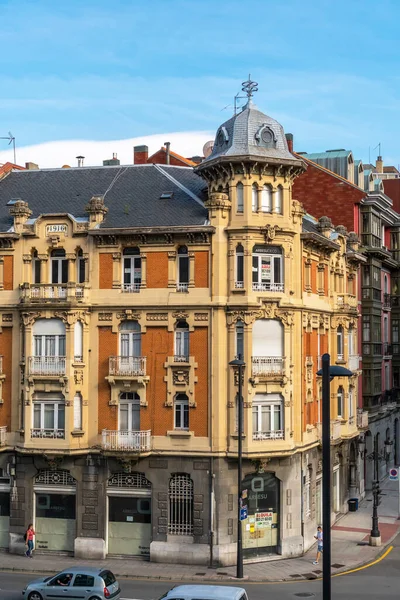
[28,592,43,600]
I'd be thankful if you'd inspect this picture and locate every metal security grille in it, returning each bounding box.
[34,470,76,486]
[168,474,193,535]
[107,472,151,489]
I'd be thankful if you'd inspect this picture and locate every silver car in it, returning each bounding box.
[22,567,121,600]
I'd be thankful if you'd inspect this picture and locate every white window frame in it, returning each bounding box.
[260,185,272,213]
[174,394,189,430]
[118,392,140,431]
[252,394,283,440]
[235,320,244,359]
[175,322,189,361]
[275,186,283,214]
[177,246,189,290]
[337,326,344,360]
[235,245,244,288]
[33,400,65,432]
[73,393,82,431]
[122,248,142,292]
[236,182,244,213]
[51,250,68,284]
[337,386,344,418]
[348,386,354,420]
[119,321,141,357]
[252,247,283,292]
[251,184,258,212]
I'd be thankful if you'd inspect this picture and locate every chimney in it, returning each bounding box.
[134,145,148,165]
[285,133,294,153]
[25,162,39,170]
[103,153,121,166]
[76,155,85,167]
[164,141,171,165]
[376,155,383,174]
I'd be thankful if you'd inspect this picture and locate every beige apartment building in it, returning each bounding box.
[0,92,366,565]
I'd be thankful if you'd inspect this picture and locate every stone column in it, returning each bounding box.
[168,251,176,288]
[140,253,147,288]
[74,457,106,559]
[22,254,32,284]
[0,257,4,290]
[189,252,195,288]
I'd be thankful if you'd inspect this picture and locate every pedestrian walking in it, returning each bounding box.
[24,523,35,558]
[313,525,323,565]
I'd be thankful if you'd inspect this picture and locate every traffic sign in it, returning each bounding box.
[240,507,248,521]
[389,468,399,481]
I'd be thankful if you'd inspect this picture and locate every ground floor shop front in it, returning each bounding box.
[0,443,362,565]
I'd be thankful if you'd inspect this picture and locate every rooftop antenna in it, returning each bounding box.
[0,132,16,164]
[373,142,381,157]
[234,74,259,115]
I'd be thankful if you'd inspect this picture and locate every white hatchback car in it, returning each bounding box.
[160,585,249,600]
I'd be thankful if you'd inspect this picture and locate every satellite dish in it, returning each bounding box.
[203,140,214,158]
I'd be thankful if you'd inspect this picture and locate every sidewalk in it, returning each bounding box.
[1,480,399,583]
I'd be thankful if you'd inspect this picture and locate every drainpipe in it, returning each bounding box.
[164,142,171,165]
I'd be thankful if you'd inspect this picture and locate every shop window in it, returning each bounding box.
[177,246,189,292]
[236,182,244,213]
[174,394,189,430]
[174,321,189,361]
[252,393,284,440]
[251,184,258,212]
[337,386,344,418]
[235,320,244,359]
[122,247,141,292]
[235,244,244,288]
[51,249,68,284]
[252,245,283,292]
[36,493,76,519]
[168,474,193,535]
[261,185,272,213]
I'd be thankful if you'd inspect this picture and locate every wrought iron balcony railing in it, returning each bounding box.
[252,282,284,292]
[109,356,146,377]
[252,430,284,441]
[28,356,66,376]
[252,356,285,376]
[31,428,65,439]
[102,429,151,451]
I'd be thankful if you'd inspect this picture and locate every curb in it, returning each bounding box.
[0,537,396,584]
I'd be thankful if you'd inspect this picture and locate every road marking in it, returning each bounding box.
[332,545,393,577]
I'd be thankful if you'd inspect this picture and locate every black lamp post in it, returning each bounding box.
[229,354,246,580]
[366,437,393,544]
[316,354,353,600]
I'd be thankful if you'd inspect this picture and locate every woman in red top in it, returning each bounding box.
[25,523,35,558]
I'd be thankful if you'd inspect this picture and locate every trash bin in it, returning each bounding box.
[348,498,358,512]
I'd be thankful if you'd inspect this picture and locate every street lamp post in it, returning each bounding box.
[367,437,392,545]
[229,354,246,580]
[317,354,353,600]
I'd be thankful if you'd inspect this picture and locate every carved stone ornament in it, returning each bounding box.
[276,310,294,327]
[226,309,264,326]
[85,195,108,216]
[9,199,32,219]
[173,370,189,385]
[74,370,83,385]
[262,224,279,242]
[172,311,189,320]
[146,313,168,321]
[99,312,112,321]
[205,192,231,210]
[21,311,42,327]
[117,310,141,321]
[194,312,208,321]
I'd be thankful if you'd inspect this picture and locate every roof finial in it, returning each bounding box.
[241,74,258,99]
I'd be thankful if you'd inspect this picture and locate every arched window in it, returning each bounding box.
[51,248,68,285]
[73,393,82,431]
[175,321,189,361]
[235,244,244,288]
[337,386,344,417]
[275,186,283,214]
[174,393,189,430]
[261,185,272,213]
[251,184,258,212]
[236,182,244,213]
[177,246,189,292]
[348,386,354,421]
[74,321,83,362]
[384,274,388,294]
[119,321,141,357]
[32,319,66,376]
[169,474,193,535]
[337,326,344,360]
[252,319,284,374]
[236,320,244,359]
[122,247,141,292]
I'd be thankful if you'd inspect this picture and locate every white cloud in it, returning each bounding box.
[0,131,214,169]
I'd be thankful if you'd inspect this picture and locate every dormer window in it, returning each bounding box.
[255,125,277,149]
[216,126,229,147]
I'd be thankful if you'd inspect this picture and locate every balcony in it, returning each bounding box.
[176,283,189,293]
[121,283,140,293]
[173,355,189,363]
[20,283,86,303]
[102,429,151,452]
[28,356,66,376]
[383,294,392,310]
[383,343,393,357]
[317,420,342,442]
[109,356,146,377]
[252,282,284,292]
[357,410,369,429]
[252,430,284,441]
[31,428,65,439]
[234,281,244,289]
[336,294,358,313]
[348,355,360,372]
[0,426,7,446]
[252,356,285,377]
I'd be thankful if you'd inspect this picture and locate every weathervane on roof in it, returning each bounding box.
[241,74,258,99]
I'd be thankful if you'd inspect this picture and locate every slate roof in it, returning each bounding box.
[200,100,302,167]
[0,164,209,232]
[303,150,352,160]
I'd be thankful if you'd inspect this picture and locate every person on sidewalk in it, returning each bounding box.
[313,525,323,565]
[25,524,35,558]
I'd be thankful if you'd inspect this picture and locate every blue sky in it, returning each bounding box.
[1,0,400,166]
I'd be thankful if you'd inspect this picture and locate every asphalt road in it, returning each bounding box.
[1,536,399,600]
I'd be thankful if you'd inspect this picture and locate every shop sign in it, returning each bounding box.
[255,511,273,528]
